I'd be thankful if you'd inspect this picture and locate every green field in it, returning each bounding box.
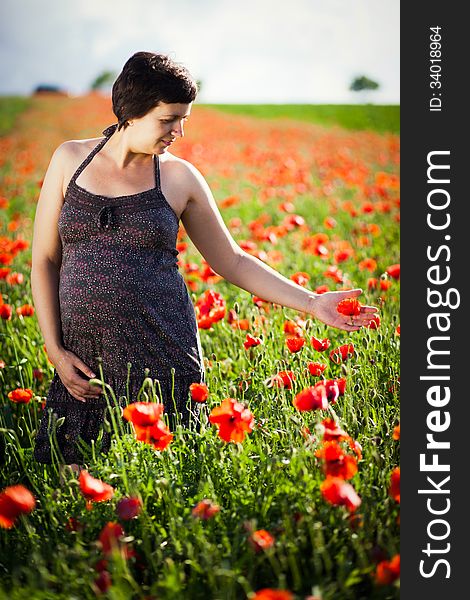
[202,104,400,134]
[0,97,32,136]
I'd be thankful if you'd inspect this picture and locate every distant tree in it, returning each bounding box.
[90,70,117,92]
[349,75,380,92]
[349,75,380,103]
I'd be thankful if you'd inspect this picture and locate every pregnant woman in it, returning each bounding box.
[31,51,377,472]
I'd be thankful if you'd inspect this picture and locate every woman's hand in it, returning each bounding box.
[51,348,103,403]
[308,288,378,332]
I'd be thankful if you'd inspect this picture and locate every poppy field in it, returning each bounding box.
[0,94,400,600]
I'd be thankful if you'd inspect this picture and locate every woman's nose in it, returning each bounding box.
[171,121,184,138]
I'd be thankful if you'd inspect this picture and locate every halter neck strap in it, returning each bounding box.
[67,123,162,198]
[102,123,119,137]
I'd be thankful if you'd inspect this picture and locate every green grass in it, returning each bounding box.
[0,96,32,136]
[201,104,400,134]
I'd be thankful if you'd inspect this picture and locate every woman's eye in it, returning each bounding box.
[160,117,189,124]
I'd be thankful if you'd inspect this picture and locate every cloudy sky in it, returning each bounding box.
[0,0,399,104]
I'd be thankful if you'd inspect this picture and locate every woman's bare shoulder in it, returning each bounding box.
[160,152,204,181]
[57,136,103,160]
[55,137,103,194]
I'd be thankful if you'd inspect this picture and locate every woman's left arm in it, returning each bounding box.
[180,161,377,332]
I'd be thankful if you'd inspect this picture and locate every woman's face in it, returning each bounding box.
[131,101,192,154]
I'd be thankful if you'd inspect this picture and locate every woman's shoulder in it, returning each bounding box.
[58,135,103,158]
[160,152,204,183]
[54,136,103,178]
[52,136,103,197]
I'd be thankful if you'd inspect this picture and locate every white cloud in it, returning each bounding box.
[0,0,399,102]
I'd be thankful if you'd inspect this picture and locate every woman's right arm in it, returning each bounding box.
[31,143,102,402]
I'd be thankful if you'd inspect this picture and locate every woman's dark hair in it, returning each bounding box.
[112,52,198,131]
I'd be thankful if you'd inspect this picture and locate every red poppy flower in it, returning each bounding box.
[389,467,400,503]
[273,370,296,389]
[231,318,250,330]
[283,320,303,337]
[386,264,400,280]
[243,334,262,349]
[189,382,209,403]
[33,368,44,381]
[195,289,226,328]
[334,249,354,264]
[349,439,363,460]
[79,471,114,510]
[0,254,13,266]
[310,336,331,352]
[323,379,340,403]
[0,304,12,320]
[12,238,29,252]
[293,385,328,411]
[228,309,250,330]
[65,516,82,532]
[307,362,327,377]
[249,529,275,553]
[116,496,142,520]
[94,558,108,573]
[367,277,378,290]
[0,485,36,528]
[336,298,361,316]
[286,336,305,353]
[290,271,310,286]
[321,418,350,442]
[95,570,112,593]
[324,216,337,229]
[320,476,361,512]
[8,388,34,404]
[366,315,381,329]
[380,279,392,291]
[98,521,125,555]
[375,554,400,585]
[252,590,294,600]
[122,401,165,427]
[359,258,377,272]
[252,295,270,308]
[133,421,173,451]
[323,265,343,283]
[226,308,237,323]
[395,324,400,336]
[16,304,35,317]
[315,285,330,294]
[393,424,400,440]
[335,377,347,395]
[209,398,255,443]
[316,441,358,480]
[192,499,220,519]
[302,233,329,257]
[200,261,223,284]
[6,272,24,286]
[329,344,355,364]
